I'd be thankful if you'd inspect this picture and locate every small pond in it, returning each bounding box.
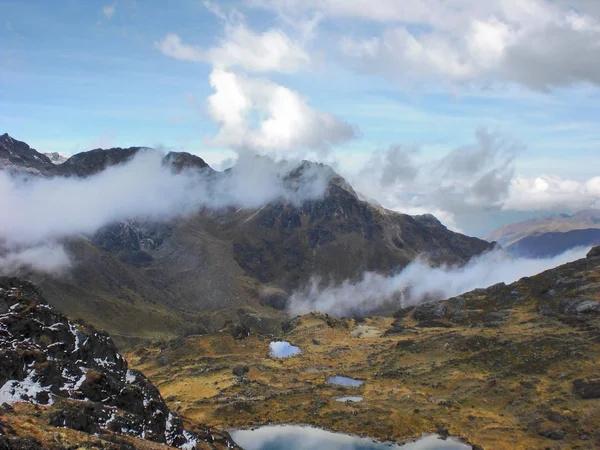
[326,376,364,387]
[335,396,363,403]
[269,341,302,358]
[230,425,471,450]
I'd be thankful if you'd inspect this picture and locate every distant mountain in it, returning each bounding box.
[0,277,236,448]
[486,209,600,257]
[43,151,68,164]
[0,133,53,175]
[1,133,495,344]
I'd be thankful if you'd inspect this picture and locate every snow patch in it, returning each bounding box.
[0,371,53,405]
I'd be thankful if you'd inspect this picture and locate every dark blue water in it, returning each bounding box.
[230,425,471,450]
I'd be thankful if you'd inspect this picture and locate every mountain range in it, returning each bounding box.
[487,209,600,257]
[0,133,494,345]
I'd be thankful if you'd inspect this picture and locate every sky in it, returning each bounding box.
[2,0,600,236]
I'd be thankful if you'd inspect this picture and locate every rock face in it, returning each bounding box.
[230,168,494,288]
[0,277,237,449]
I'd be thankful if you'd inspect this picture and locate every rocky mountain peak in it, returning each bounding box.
[0,133,53,175]
[55,146,146,177]
[43,151,68,165]
[164,151,214,174]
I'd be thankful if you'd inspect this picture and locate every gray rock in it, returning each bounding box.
[232,365,250,377]
[573,377,600,399]
[413,302,448,322]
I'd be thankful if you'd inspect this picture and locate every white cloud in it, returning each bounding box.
[156,16,309,73]
[102,4,116,20]
[0,151,337,273]
[207,23,310,72]
[504,174,600,211]
[345,129,519,230]
[156,9,352,156]
[289,246,589,317]
[207,69,356,157]
[155,34,204,62]
[0,245,71,276]
[251,0,600,90]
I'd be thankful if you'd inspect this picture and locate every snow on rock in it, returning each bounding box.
[0,276,239,449]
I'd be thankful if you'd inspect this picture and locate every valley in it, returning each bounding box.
[126,249,600,450]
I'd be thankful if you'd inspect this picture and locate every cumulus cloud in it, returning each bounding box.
[251,0,600,90]
[155,8,309,73]
[207,23,310,72]
[156,7,354,157]
[289,246,589,317]
[207,69,356,157]
[0,151,334,273]
[505,174,600,211]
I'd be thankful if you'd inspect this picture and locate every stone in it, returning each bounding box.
[232,365,250,377]
[573,377,600,399]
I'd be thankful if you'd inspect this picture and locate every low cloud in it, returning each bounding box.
[0,245,71,277]
[0,151,333,273]
[288,246,589,317]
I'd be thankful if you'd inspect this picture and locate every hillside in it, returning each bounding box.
[0,277,237,449]
[1,133,495,344]
[127,247,600,450]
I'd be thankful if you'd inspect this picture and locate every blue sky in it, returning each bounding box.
[2,0,600,235]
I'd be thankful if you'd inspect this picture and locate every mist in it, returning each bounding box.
[288,246,590,317]
[0,151,333,273]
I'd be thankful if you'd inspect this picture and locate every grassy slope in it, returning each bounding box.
[127,256,600,450]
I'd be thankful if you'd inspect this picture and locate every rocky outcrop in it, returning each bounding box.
[0,277,237,449]
[392,246,600,331]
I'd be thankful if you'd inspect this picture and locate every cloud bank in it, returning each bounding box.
[0,151,333,274]
[288,246,590,317]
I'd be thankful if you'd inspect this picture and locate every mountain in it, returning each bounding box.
[0,276,237,449]
[43,151,68,164]
[1,133,495,344]
[0,133,54,175]
[486,210,600,257]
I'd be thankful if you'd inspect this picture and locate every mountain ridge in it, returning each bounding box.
[486,209,600,256]
[1,133,495,344]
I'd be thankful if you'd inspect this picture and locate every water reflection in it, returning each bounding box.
[335,396,363,402]
[269,341,302,358]
[230,425,471,450]
[327,376,364,387]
